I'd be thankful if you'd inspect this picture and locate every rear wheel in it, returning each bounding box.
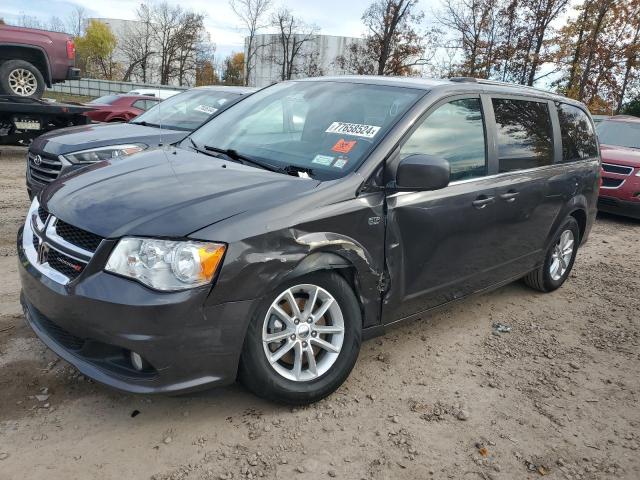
[523,217,580,292]
[0,60,45,98]
[239,271,361,405]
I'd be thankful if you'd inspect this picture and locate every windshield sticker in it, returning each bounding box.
[325,122,381,138]
[331,139,357,154]
[333,157,348,169]
[312,154,335,166]
[194,104,219,115]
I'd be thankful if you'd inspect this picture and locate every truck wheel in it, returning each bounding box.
[239,271,362,405]
[0,60,46,98]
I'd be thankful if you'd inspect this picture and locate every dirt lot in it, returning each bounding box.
[0,149,638,480]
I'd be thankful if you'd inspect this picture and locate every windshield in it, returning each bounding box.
[188,81,425,179]
[90,95,121,105]
[597,120,640,149]
[132,89,242,131]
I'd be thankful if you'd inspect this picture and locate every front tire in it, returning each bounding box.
[523,216,580,292]
[0,60,45,98]
[239,271,361,405]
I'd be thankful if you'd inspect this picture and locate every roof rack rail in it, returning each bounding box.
[448,76,553,95]
[449,77,477,83]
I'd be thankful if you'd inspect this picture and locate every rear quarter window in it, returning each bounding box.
[493,98,554,173]
[557,104,598,162]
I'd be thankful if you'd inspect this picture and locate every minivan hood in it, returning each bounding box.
[600,144,640,168]
[41,147,320,238]
[31,122,187,156]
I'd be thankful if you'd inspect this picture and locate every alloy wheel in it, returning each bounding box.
[8,68,38,96]
[262,283,345,382]
[549,230,574,281]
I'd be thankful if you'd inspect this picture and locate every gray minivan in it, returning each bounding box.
[19,76,600,404]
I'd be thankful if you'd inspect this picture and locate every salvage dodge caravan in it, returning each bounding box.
[18,77,600,404]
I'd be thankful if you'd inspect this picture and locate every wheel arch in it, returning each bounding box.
[545,195,590,250]
[281,251,368,327]
[0,44,52,86]
[569,208,587,244]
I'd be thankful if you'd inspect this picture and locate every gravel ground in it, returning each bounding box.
[0,149,639,480]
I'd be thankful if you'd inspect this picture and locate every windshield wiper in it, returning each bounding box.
[202,144,283,173]
[188,139,314,177]
[131,120,162,128]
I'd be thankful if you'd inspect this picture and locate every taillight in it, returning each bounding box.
[66,39,76,60]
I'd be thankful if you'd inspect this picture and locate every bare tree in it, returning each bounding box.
[229,0,272,86]
[150,2,206,85]
[47,16,66,33]
[66,6,87,37]
[119,4,155,82]
[267,9,319,81]
[17,14,44,29]
[337,0,432,76]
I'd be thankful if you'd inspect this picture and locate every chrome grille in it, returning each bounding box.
[55,219,103,252]
[24,199,101,285]
[602,163,634,176]
[28,151,62,184]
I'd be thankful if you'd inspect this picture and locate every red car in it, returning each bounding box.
[596,115,640,219]
[84,94,161,123]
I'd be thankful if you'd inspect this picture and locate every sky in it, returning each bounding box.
[1,0,442,59]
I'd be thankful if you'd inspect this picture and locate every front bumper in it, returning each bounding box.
[18,225,255,394]
[598,196,640,220]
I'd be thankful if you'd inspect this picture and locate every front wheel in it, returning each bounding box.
[523,216,580,292]
[239,271,362,405]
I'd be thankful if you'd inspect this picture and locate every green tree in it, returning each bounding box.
[622,98,640,117]
[76,20,118,79]
[222,52,245,85]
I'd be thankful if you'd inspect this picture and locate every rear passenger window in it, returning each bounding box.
[557,104,598,161]
[493,98,553,173]
[401,98,487,182]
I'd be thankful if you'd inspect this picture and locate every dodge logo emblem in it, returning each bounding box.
[34,155,42,166]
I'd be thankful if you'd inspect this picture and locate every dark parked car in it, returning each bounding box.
[84,94,161,123]
[0,24,80,98]
[26,85,255,198]
[19,76,600,404]
[596,115,640,219]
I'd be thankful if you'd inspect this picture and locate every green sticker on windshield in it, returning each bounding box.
[312,154,334,166]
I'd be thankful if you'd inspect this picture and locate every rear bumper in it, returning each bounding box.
[598,196,640,220]
[18,226,255,394]
[66,67,81,81]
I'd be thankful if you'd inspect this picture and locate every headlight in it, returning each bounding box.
[64,144,147,163]
[105,238,226,291]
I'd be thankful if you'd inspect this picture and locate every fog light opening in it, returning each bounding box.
[130,351,147,371]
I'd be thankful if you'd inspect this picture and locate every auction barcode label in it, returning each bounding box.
[325,122,381,138]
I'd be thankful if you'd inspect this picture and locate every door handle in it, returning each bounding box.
[499,191,520,203]
[472,195,495,209]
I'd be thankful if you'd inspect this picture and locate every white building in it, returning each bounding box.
[246,34,366,87]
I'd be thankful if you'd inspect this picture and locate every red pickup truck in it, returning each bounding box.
[0,24,80,98]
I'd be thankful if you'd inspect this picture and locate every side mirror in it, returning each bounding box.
[395,154,450,191]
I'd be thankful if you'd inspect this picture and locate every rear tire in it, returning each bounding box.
[0,60,45,98]
[239,271,361,405]
[523,216,580,292]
